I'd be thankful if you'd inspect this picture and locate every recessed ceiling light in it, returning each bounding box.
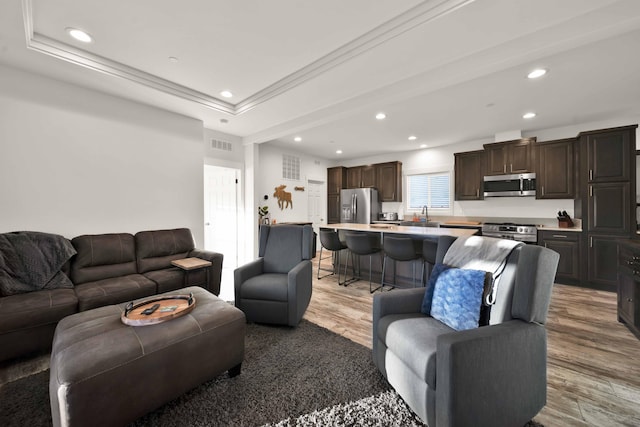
[294,136,302,142]
[168,56,179,63]
[523,112,536,119]
[420,144,428,149]
[408,135,417,141]
[66,28,92,43]
[336,150,343,154]
[527,69,547,79]
[220,90,233,98]
[220,118,228,124]
[375,113,386,120]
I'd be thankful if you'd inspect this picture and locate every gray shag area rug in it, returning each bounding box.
[1,320,417,426]
[0,319,544,427]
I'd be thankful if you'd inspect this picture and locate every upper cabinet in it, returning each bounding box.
[454,150,484,200]
[330,162,402,203]
[327,167,347,195]
[584,128,632,182]
[347,165,376,188]
[484,138,536,175]
[536,138,576,199]
[376,161,402,202]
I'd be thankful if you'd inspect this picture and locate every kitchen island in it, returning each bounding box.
[319,223,478,289]
[323,223,477,238]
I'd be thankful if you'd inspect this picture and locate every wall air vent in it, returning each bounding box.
[210,139,232,152]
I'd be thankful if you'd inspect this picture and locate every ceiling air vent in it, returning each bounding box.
[210,139,232,152]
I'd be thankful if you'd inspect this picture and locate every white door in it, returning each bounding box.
[204,165,240,301]
[307,180,325,250]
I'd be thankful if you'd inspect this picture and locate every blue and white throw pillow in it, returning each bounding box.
[430,267,487,331]
[420,263,451,315]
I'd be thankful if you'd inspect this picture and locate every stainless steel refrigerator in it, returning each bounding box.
[340,188,381,224]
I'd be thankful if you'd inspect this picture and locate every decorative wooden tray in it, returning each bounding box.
[121,293,196,326]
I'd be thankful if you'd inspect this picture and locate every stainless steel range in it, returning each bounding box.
[481,222,538,243]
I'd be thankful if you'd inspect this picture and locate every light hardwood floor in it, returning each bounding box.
[305,258,640,427]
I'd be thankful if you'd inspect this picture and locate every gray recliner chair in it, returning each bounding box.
[234,225,313,327]
[373,236,559,427]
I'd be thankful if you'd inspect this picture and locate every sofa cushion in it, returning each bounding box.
[377,313,454,388]
[74,274,156,311]
[430,268,487,331]
[238,273,288,301]
[259,226,307,274]
[71,233,137,285]
[0,288,78,334]
[135,228,194,274]
[143,267,202,294]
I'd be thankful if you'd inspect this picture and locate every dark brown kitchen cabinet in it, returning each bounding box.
[327,167,346,195]
[576,125,637,291]
[585,128,632,182]
[327,167,346,224]
[588,235,625,289]
[347,165,376,188]
[376,161,402,202]
[588,182,631,234]
[454,150,484,200]
[484,138,535,175]
[536,138,576,199]
[539,230,580,283]
[618,240,640,339]
[327,194,341,224]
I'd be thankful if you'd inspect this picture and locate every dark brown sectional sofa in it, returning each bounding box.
[0,228,223,363]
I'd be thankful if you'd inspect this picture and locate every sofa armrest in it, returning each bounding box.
[189,248,224,296]
[233,258,264,303]
[435,320,547,427]
[287,260,312,326]
[373,288,425,325]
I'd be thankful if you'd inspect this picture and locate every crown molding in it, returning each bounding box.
[22,0,474,116]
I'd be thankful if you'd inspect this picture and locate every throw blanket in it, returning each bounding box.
[0,231,76,297]
[443,236,523,305]
[443,235,522,274]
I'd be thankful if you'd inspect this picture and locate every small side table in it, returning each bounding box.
[171,257,212,287]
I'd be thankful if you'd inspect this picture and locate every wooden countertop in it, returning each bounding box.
[322,223,478,238]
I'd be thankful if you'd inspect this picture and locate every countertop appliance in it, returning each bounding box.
[484,173,536,197]
[481,222,538,243]
[380,212,398,221]
[340,188,381,224]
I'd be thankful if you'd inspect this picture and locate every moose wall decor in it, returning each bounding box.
[274,185,293,210]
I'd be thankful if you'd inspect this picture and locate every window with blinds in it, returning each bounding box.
[407,172,451,210]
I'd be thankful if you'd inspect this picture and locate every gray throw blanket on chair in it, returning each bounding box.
[443,235,522,274]
[0,231,77,296]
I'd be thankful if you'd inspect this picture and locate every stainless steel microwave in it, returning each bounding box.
[483,173,536,197]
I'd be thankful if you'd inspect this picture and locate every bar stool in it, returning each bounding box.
[317,229,348,285]
[382,235,423,289]
[344,232,383,293]
[422,238,438,283]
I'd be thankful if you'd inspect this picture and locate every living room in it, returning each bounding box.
[2,1,640,426]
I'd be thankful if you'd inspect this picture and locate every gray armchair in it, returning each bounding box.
[373,236,559,427]
[234,225,313,327]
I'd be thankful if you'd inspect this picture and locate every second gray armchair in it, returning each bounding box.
[234,225,314,327]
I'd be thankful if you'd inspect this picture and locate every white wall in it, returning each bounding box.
[204,127,244,167]
[256,143,330,225]
[330,117,640,221]
[0,65,206,245]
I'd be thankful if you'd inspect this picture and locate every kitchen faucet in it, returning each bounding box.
[421,205,428,221]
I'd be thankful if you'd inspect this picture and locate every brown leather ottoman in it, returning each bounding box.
[49,286,245,427]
